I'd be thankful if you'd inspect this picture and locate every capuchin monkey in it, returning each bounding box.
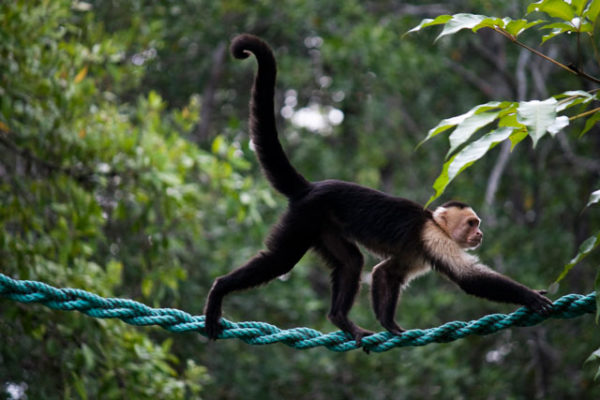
[203,34,552,344]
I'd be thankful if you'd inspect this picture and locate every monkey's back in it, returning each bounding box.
[305,180,431,255]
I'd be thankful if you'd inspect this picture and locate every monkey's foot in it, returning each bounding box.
[351,327,375,348]
[381,320,406,336]
[387,327,406,336]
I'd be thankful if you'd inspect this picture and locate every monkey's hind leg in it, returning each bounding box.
[314,232,373,345]
[371,258,406,336]
[203,215,313,340]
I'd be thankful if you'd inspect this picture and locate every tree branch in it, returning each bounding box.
[492,27,600,85]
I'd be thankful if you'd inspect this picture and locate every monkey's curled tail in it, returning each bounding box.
[231,34,311,199]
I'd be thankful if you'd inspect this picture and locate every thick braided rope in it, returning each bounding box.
[0,273,596,352]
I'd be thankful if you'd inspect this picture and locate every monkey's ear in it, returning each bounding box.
[433,206,448,224]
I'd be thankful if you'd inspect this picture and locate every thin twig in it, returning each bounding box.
[569,106,600,121]
[492,27,600,85]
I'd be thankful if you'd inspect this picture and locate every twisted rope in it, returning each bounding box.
[0,273,596,352]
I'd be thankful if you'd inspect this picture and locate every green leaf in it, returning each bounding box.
[477,100,513,114]
[448,127,514,181]
[426,155,453,207]
[472,17,505,32]
[420,113,474,146]
[528,0,575,21]
[427,127,514,205]
[211,135,225,154]
[406,15,452,34]
[509,129,529,150]
[404,13,543,39]
[81,343,96,370]
[580,20,595,33]
[587,348,600,363]
[572,0,588,15]
[547,115,569,136]
[585,0,600,23]
[504,19,545,36]
[148,90,163,110]
[498,111,523,128]
[556,90,595,111]
[517,98,568,146]
[540,21,577,31]
[141,277,154,297]
[105,260,123,288]
[586,190,600,208]
[436,13,487,41]
[555,231,600,282]
[72,372,89,400]
[580,110,600,136]
[540,21,578,42]
[447,111,500,157]
[156,171,182,186]
[420,101,507,146]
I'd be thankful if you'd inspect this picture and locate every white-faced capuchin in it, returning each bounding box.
[203,34,552,344]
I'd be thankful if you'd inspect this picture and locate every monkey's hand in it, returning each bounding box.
[204,316,223,340]
[524,290,553,316]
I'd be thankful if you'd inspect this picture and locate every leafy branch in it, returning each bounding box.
[417,91,597,206]
[408,1,600,205]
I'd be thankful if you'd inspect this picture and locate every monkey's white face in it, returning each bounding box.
[433,206,483,250]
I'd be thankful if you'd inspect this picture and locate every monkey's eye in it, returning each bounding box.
[468,219,478,227]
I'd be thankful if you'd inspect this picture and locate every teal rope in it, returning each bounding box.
[0,273,596,352]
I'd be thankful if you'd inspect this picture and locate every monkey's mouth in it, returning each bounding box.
[466,238,482,249]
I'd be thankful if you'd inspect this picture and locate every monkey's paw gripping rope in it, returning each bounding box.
[0,273,596,352]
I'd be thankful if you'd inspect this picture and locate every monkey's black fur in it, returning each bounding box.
[203,34,552,343]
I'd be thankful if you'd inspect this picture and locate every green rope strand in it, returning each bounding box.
[0,273,596,352]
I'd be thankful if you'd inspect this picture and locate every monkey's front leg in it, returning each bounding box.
[371,258,406,335]
[204,280,225,339]
[447,264,553,315]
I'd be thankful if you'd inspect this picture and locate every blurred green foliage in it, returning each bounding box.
[1,0,599,399]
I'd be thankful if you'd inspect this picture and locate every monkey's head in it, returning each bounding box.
[433,201,483,250]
